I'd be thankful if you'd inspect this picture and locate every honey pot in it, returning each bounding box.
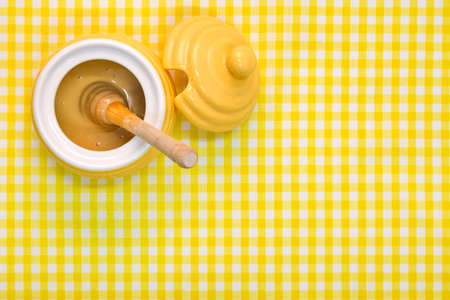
[32,16,259,177]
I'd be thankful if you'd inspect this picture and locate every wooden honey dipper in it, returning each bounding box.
[85,87,197,169]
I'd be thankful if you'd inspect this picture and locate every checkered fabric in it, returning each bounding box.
[0,0,448,299]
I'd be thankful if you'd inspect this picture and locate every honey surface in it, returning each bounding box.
[55,60,145,151]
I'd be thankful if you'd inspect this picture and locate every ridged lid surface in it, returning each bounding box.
[163,16,259,132]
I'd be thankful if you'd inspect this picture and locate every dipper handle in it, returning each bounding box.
[93,94,197,169]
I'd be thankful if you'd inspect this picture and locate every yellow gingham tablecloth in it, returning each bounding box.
[0,0,449,299]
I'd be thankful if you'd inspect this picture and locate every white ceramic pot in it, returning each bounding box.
[32,35,175,177]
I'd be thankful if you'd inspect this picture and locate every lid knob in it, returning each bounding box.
[226,45,257,79]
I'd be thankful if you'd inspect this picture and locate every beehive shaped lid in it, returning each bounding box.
[163,16,259,132]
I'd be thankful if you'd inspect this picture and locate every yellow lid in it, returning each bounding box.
[163,16,259,132]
